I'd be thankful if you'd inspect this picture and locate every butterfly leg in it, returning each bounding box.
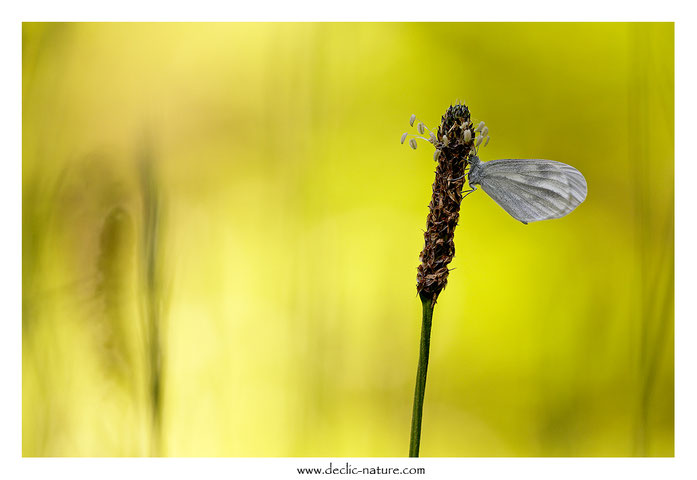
[449,165,471,185]
[462,185,477,198]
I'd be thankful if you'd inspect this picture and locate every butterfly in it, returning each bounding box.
[466,155,587,224]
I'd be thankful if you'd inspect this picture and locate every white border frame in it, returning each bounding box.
[5,2,694,479]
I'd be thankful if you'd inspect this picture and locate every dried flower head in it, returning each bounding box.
[413,102,477,302]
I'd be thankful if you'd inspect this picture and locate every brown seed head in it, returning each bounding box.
[416,103,476,303]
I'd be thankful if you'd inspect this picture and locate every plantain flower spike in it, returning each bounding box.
[416,103,477,302]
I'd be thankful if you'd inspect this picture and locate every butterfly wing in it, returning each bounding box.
[475,159,587,224]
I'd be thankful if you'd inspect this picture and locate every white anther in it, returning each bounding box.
[475,121,485,133]
[463,130,472,143]
[409,138,418,149]
[410,114,416,127]
[484,136,490,147]
[433,150,440,161]
[400,132,408,144]
[417,122,425,135]
[476,135,483,147]
[481,126,489,137]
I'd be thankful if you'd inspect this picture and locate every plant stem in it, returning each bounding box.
[409,296,435,457]
[139,134,165,456]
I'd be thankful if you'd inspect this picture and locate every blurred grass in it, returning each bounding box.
[22,22,673,456]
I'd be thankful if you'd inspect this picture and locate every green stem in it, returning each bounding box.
[409,296,435,457]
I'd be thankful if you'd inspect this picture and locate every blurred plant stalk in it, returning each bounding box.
[138,135,168,456]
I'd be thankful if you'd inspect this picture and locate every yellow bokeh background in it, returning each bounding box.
[22,22,673,457]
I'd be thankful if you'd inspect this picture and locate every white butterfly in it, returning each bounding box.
[466,156,587,225]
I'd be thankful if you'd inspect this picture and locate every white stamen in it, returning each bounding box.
[476,135,483,147]
[484,136,490,147]
[400,132,408,144]
[410,114,416,127]
[475,121,485,133]
[417,122,425,135]
[409,138,418,149]
[481,126,489,137]
[463,129,472,143]
[433,150,440,161]
[429,132,436,143]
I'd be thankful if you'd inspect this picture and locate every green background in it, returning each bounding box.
[22,22,674,456]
